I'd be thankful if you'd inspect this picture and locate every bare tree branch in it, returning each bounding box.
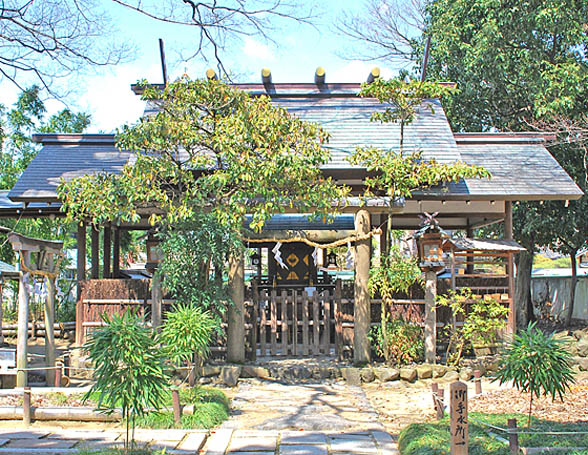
[335,0,426,66]
[0,0,132,98]
[111,0,317,80]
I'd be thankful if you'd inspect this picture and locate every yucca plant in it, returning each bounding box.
[494,322,575,426]
[160,304,216,378]
[83,311,169,449]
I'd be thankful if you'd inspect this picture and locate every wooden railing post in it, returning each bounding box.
[508,418,519,455]
[335,279,343,361]
[474,370,482,395]
[23,387,31,426]
[54,361,62,388]
[172,389,182,426]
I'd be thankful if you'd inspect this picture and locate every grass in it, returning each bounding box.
[399,413,588,455]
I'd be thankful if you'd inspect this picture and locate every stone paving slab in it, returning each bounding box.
[280,432,328,445]
[0,433,47,440]
[328,437,378,454]
[279,444,328,455]
[4,439,77,449]
[177,431,207,451]
[227,436,277,452]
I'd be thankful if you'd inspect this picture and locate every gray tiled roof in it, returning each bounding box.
[9,136,131,201]
[6,86,583,203]
[453,134,583,200]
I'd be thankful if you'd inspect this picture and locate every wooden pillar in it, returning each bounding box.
[45,275,56,386]
[103,226,111,279]
[424,270,437,364]
[227,252,245,363]
[91,228,99,279]
[504,201,513,240]
[77,223,86,300]
[0,281,4,346]
[505,201,515,334]
[16,251,30,388]
[113,228,120,278]
[151,270,162,329]
[466,224,474,274]
[354,209,371,365]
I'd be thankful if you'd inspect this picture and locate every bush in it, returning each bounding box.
[437,288,509,365]
[494,322,575,426]
[370,318,423,365]
[84,311,170,448]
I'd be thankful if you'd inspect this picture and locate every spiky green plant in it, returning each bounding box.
[83,311,169,448]
[494,322,575,426]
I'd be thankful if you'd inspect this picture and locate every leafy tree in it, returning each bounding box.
[494,322,575,426]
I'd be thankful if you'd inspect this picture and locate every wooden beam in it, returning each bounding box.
[7,233,63,254]
[353,209,371,365]
[16,251,30,388]
[206,68,217,80]
[227,252,245,363]
[261,68,272,85]
[91,228,99,279]
[314,67,325,85]
[112,228,120,278]
[103,227,111,279]
[367,67,380,83]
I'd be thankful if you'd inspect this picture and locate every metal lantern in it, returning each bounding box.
[250,251,261,266]
[327,250,338,269]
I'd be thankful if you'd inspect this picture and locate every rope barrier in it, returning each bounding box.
[470,416,588,436]
[243,227,382,249]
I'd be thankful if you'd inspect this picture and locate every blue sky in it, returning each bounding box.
[0,0,420,132]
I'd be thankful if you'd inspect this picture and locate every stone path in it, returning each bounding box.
[0,428,399,454]
[222,379,385,432]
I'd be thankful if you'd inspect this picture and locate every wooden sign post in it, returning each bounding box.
[450,381,468,455]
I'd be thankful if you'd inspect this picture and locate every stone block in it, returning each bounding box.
[227,436,277,452]
[459,367,474,381]
[416,364,433,379]
[242,366,270,379]
[202,365,221,377]
[361,368,376,383]
[280,432,328,445]
[374,368,399,382]
[221,366,242,387]
[177,432,207,451]
[399,368,417,382]
[279,444,328,455]
[432,365,448,378]
[341,367,362,385]
[577,339,588,357]
[444,371,460,382]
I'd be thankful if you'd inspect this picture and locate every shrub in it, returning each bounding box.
[494,322,575,426]
[437,288,509,365]
[370,318,424,365]
[160,304,217,367]
[84,311,170,448]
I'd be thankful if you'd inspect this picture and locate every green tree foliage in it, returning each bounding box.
[370,318,424,365]
[494,322,575,426]
[59,77,347,232]
[84,311,169,448]
[421,0,588,327]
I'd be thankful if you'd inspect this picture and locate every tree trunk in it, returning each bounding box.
[565,249,579,327]
[514,249,534,329]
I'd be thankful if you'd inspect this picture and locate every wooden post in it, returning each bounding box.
[103,226,111,279]
[504,201,513,240]
[151,271,162,329]
[508,418,519,455]
[354,209,371,365]
[505,201,515,335]
[335,279,343,361]
[437,387,445,419]
[0,281,4,346]
[91,228,99,279]
[76,223,86,299]
[172,389,182,426]
[113,228,120,278]
[23,387,31,426]
[450,381,468,455]
[424,270,437,364]
[16,251,30,388]
[227,252,245,363]
[44,275,56,386]
[55,360,62,388]
[474,370,482,395]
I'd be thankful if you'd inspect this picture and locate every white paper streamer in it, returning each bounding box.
[272,242,288,269]
[345,241,355,269]
[312,246,319,267]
